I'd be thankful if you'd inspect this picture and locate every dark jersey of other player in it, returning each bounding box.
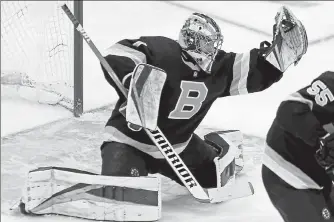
[101,36,283,158]
[263,71,334,190]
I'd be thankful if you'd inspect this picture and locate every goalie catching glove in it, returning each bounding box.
[264,6,308,72]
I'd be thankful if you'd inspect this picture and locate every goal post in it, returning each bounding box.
[1,1,84,117]
[73,0,83,117]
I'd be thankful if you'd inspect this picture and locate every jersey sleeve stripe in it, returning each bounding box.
[230,52,250,95]
[122,72,133,86]
[104,126,192,159]
[262,143,322,190]
[133,41,148,47]
[103,43,147,65]
[283,92,314,110]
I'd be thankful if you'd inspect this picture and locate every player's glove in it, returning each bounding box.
[264,6,308,72]
[315,133,334,180]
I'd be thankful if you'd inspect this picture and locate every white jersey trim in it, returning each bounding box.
[122,72,133,86]
[104,126,191,159]
[262,143,322,190]
[133,41,147,48]
[283,92,314,110]
[230,52,250,95]
[103,43,147,65]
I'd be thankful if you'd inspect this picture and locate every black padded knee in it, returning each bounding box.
[204,131,231,157]
[100,141,149,177]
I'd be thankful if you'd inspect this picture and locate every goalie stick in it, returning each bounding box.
[61,4,209,202]
[61,4,253,203]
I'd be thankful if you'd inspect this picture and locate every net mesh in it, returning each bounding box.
[1,1,75,109]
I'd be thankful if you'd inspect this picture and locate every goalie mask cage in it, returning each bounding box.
[1,1,83,117]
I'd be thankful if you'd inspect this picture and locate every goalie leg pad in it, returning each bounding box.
[22,167,161,221]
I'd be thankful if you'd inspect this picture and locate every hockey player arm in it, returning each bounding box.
[100,38,151,97]
[218,6,307,97]
[275,71,334,149]
[276,100,327,148]
[216,46,283,97]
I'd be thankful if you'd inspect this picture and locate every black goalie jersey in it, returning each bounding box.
[263,71,334,190]
[101,36,283,158]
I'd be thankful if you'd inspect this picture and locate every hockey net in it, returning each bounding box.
[1,1,76,110]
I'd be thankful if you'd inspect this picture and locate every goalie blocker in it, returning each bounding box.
[18,131,253,221]
[126,63,167,131]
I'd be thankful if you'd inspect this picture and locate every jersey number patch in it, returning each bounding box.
[169,81,208,119]
[306,80,334,106]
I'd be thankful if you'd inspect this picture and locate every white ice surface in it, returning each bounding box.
[1,1,334,222]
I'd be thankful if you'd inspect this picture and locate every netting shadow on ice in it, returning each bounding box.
[1,1,75,110]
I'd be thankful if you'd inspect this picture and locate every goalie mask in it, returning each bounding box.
[179,13,224,74]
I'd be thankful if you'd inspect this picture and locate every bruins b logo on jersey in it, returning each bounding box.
[169,81,208,119]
